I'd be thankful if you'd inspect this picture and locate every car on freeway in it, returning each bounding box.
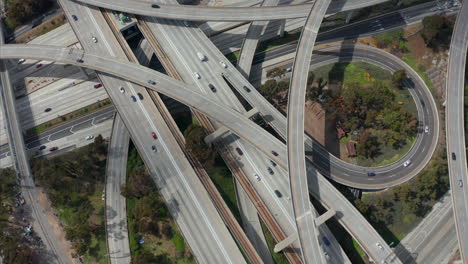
[235,147,243,155]
[274,190,282,198]
[267,167,274,175]
[270,160,277,167]
[243,86,251,92]
[220,61,228,68]
[271,150,278,156]
[459,180,463,187]
[147,80,156,85]
[44,108,52,112]
[137,93,144,100]
[18,59,25,64]
[85,135,94,140]
[38,145,46,150]
[452,152,456,160]
[151,4,160,8]
[151,132,158,140]
[76,59,84,63]
[36,63,43,69]
[92,36,98,43]
[367,172,376,177]
[94,83,102,89]
[152,145,157,152]
[209,83,216,93]
[322,236,330,246]
[324,252,330,260]
[72,15,78,21]
[49,146,58,151]
[119,86,125,93]
[403,160,411,167]
[194,72,201,79]
[131,95,137,102]
[424,125,429,133]
[254,173,260,181]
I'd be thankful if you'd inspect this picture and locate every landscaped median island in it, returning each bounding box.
[124,145,195,264]
[261,61,418,167]
[30,135,109,263]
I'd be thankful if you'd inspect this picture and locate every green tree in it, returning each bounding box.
[184,124,213,163]
[392,69,407,90]
[421,15,453,51]
[356,130,380,158]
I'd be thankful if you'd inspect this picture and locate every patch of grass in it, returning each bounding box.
[171,230,185,252]
[25,99,112,139]
[260,221,289,264]
[401,54,433,91]
[205,156,241,221]
[225,51,240,63]
[311,61,392,86]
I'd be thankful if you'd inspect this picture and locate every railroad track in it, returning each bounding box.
[104,12,264,264]
[137,17,303,264]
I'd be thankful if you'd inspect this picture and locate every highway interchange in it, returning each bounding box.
[0,0,466,263]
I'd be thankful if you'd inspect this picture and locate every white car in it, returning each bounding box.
[403,160,411,167]
[424,125,429,133]
[92,36,98,43]
[194,72,201,79]
[220,61,228,68]
[254,173,260,181]
[85,135,94,140]
[119,86,125,93]
[18,59,26,64]
[376,243,383,250]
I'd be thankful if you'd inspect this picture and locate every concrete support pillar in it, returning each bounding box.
[345,10,353,24]
[278,20,285,37]
[274,233,297,253]
[205,108,259,145]
[315,209,336,226]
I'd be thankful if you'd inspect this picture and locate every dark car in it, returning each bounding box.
[367,172,376,177]
[76,59,84,63]
[452,152,457,160]
[147,80,156,85]
[36,63,43,69]
[274,190,282,198]
[49,146,58,151]
[235,147,243,155]
[270,160,277,167]
[267,167,274,175]
[209,83,216,93]
[151,132,158,140]
[151,145,157,152]
[137,93,144,100]
[151,4,160,8]
[94,83,103,89]
[271,150,278,156]
[322,236,330,246]
[44,108,52,112]
[38,145,46,150]
[243,86,251,92]
[72,15,78,21]
[131,95,137,102]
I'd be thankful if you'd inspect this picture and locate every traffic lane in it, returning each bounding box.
[61,2,246,261]
[0,107,115,156]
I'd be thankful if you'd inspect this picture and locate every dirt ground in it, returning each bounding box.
[37,188,78,264]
